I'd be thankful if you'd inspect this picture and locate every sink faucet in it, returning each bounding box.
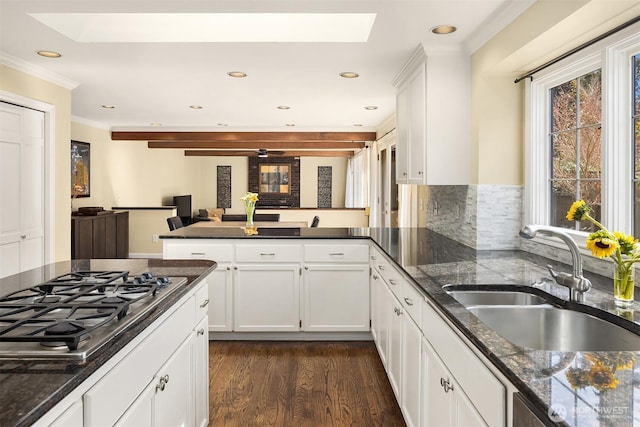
[519,224,592,302]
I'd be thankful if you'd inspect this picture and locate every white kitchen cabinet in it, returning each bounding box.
[234,264,300,331]
[207,264,233,331]
[302,242,370,332]
[422,337,487,427]
[115,334,193,427]
[392,45,470,185]
[301,264,370,331]
[0,102,44,278]
[401,310,422,427]
[371,271,390,367]
[83,280,207,427]
[421,299,505,426]
[193,316,209,427]
[387,284,403,400]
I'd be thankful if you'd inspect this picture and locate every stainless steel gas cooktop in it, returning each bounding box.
[0,271,187,360]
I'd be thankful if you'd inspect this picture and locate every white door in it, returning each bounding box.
[0,102,44,278]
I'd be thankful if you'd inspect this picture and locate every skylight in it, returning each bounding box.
[28,13,377,43]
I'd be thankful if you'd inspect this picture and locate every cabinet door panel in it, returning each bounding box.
[234,265,300,331]
[193,317,209,427]
[407,65,426,184]
[114,382,154,427]
[422,338,452,427]
[401,315,422,427]
[387,286,402,399]
[302,265,369,331]
[154,336,193,427]
[208,266,232,331]
[395,85,409,183]
[92,217,106,258]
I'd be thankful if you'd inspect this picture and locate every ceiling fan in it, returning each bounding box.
[236,148,286,157]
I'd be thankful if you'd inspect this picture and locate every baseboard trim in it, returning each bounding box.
[209,331,373,341]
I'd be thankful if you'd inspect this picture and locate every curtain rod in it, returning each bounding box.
[514,15,640,84]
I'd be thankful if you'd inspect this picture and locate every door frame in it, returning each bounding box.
[1,91,56,266]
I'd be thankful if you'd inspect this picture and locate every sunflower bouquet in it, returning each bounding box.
[566,200,638,307]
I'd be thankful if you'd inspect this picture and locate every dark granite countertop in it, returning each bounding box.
[0,259,216,427]
[367,228,639,427]
[164,226,640,426]
[160,226,372,239]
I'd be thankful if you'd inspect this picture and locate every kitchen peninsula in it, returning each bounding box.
[0,258,215,427]
[162,226,640,427]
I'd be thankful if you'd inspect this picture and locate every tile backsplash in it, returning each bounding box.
[420,184,523,250]
[420,184,623,280]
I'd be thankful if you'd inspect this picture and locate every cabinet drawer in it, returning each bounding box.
[422,299,505,427]
[194,281,209,321]
[375,263,403,297]
[165,243,233,262]
[304,244,369,263]
[400,281,423,326]
[235,244,301,263]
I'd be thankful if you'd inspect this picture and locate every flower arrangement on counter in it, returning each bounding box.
[566,200,639,307]
[566,352,635,392]
[241,192,259,227]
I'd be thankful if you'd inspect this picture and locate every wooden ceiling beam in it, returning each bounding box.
[185,150,354,157]
[112,131,375,142]
[148,141,365,149]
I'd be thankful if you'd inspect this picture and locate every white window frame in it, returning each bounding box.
[524,22,640,248]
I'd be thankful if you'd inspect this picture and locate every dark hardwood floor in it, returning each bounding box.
[208,341,406,427]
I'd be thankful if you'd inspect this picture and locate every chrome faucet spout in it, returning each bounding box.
[519,224,591,302]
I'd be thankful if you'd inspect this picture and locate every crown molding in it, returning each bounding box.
[0,51,79,90]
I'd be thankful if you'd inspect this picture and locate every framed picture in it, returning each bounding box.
[259,163,290,194]
[71,140,90,198]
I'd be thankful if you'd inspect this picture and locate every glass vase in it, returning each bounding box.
[245,205,255,227]
[613,263,635,308]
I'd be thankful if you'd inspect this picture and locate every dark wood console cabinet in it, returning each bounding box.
[71,211,129,259]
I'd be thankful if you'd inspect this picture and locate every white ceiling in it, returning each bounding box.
[0,0,534,132]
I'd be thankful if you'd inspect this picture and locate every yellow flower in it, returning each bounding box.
[587,363,619,391]
[586,230,619,258]
[614,231,637,256]
[241,192,259,203]
[566,200,591,222]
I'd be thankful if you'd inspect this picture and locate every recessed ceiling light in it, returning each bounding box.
[364,106,378,110]
[340,72,359,79]
[227,71,247,78]
[286,123,295,127]
[189,105,203,109]
[277,106,290,110]
[37,50,61,58]
[430,25,457,35]
[101,105,115,109]
[150,122,163,126]
[218,123,228,127]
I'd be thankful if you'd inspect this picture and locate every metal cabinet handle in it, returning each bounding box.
[404,297,413,306]
[372,274,379,279]
[403,172,407,176]
[260,253,276,256]
[329,253,344,256]
[20,235,27,239]
[156,374,170,392]
[389,279,397,286]
[371,255,377,260]
[191,252,206,256]
[197,328,205,336]
[379,265,385,271]
[394,307,402,316]
[200,299,209,308]
[440,377,454,393]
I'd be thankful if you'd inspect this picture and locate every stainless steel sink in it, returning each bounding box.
[446,289,547,306]
[467,306,640,351]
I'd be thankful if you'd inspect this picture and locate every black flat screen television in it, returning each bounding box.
[173,195,192,222]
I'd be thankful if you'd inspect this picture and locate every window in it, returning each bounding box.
[550,70,602,232]
[525,23,640,239]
